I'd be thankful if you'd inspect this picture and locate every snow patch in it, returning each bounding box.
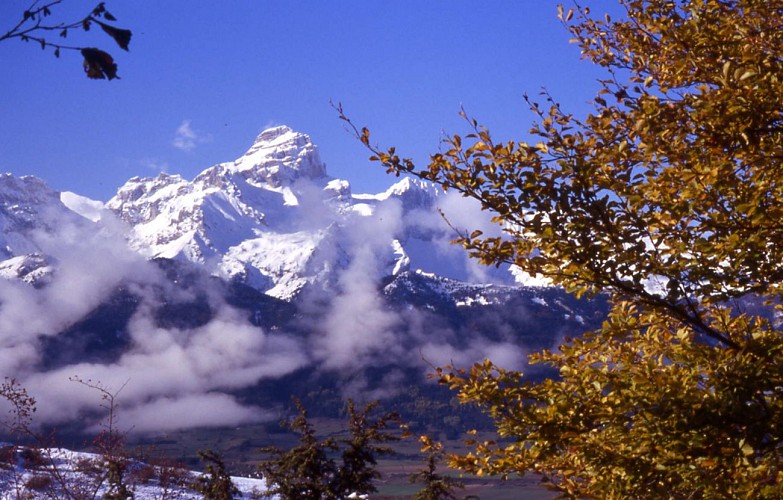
[60,191,106,222]
[0,444,271,499]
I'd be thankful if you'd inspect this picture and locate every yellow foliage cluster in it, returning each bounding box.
[345,0,783,497]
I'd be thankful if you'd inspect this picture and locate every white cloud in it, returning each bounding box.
[172,120,211,151]
[420,340,527,372]
[312,200,405,371]
[399,191,512,284]
[22,305,308,430]
[139,157,170,173]
[0,213,308,433]
[0,214,153,376]
[120,393,269,434]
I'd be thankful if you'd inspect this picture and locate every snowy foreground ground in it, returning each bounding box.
[0,444,273,499]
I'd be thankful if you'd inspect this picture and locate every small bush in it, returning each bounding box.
[74,456,103,475]
[19,447,46,469]
[0,445,16,469]
[129,454,191,490]
[129,462,156,484]
[195,449,240,499]
[156,460,191,490]
[25,473,53,490]
[247,487,268,500]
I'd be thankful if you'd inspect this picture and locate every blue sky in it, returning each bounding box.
[1,1,615,201]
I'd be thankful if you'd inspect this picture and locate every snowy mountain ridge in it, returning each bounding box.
[99,125,504,299]
[0,126,531,299]
[0,126,544,299]
[0,174,88,261]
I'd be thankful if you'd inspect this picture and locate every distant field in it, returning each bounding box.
[127,419,556,500]
[372,460,556,500]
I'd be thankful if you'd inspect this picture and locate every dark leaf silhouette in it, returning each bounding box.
[3,1,132,81]
[95,20,131,51]
[92,2,107,17]
[81,48,118,80]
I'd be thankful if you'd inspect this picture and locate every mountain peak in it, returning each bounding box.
[233,125,326,186]
[0,173,92,260]
[254,125,295,143]
[0,173,59,205]
[378,176,440,210]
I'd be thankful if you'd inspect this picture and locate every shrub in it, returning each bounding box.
[25,473,53,490]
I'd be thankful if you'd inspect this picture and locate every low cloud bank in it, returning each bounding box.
[303,191,532,398]
[0,215,307,433]
[1,180,537,433]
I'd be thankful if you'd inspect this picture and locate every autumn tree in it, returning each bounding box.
[342,0,783,497]
[1,1,131,79]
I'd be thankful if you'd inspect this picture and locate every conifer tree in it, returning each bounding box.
[258,398,400,499]
[196,449,240,500]
[409,437,464,500]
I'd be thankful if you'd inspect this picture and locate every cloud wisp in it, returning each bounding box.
[312,199,405,372]
[172,120,212,151]
[24,303,307,433]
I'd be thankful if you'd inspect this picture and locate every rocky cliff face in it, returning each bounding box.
[234,125,327,185]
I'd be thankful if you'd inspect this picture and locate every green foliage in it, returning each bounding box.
[258,398,400,499]
[258,399,337,500]
[103,457,133,499]
[336,399,400,496]
[409,437,464,500]
[340,0,783,497]
[0,1,131,79]
[195,449,240,500]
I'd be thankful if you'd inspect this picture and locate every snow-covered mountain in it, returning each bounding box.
[0,126,527,299]
[103,125,460,299]
[0,175,93,285]
[0,174,72,258]
[0,125,586,436]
